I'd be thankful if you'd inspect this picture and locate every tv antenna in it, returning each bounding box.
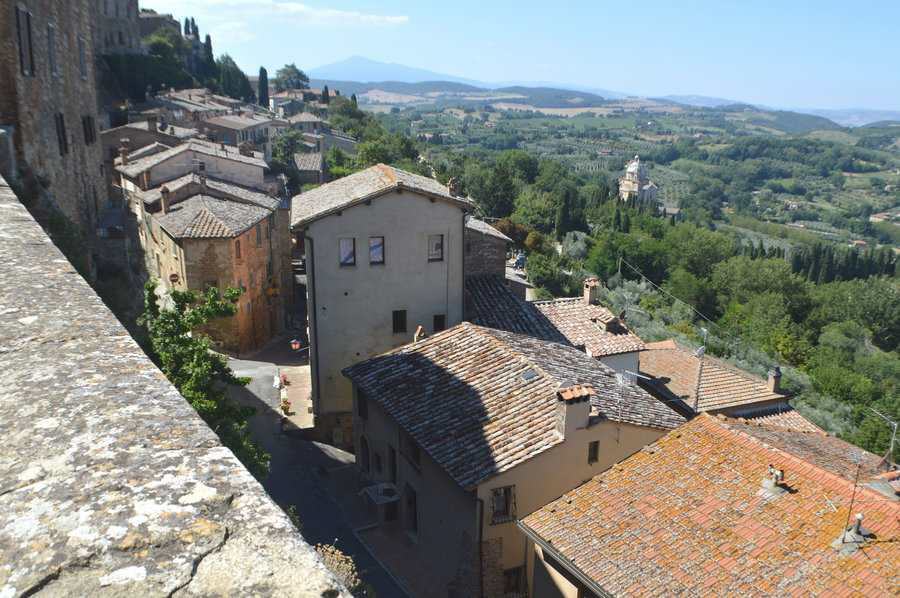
[868,407,898,466]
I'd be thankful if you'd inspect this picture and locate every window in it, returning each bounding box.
[433,314,446,332]
[504,567,525,595]
[368,236,385,265]
[404,484,418,534]
[339,238,356,266]
[82,116,96,145]
[78,36,87,79]
[588,440,599,464]
[234,240,241,259]
[357,389,368,420]
[54,113,68,156]
[427,234,444,262]
[255,223,262,247]
[388,446,397,483]
[400,429,420,468]
[47,24,58,76]
[392,309,407,334]
[15,7,35,76]
[490,485,515,524]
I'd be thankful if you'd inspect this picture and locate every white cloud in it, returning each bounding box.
[144,0,408,27]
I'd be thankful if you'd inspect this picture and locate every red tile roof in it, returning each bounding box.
[533,297,645,357]
[640,339,787,412]
[521,414,900,597]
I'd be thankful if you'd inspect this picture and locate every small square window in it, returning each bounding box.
[433,314,446,332]
[339,238,356,266]
[427,234,444,262]
[490,485,515,524]
[392,310,407,334]
[588,440,599,464]
[369,236,385,265]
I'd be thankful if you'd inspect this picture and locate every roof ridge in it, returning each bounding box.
[475,325,579,391]
[700,415,896,509]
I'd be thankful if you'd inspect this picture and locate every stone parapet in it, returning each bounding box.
[0,175,348,596]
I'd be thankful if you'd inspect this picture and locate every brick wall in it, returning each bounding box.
[481,537,505,598]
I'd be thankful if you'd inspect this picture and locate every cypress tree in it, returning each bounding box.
[204,35,214,67]
[184,17,190,36]
[322,85,330,104]
[190,17,198,38]
[258,67,270,108]
[613,208,621,232]
[351,93,358,108]
[621,212,631,233]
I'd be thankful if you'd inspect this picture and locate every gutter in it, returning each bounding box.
[516,520,615,598]
[304,233,321,415]
[476,497,485,598]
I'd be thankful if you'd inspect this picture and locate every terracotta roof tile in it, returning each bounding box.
[521,414,900,597]
[640,339,788,412]
[155,195,269,239]
[465,275,569,345]
[533,297,645,357]
[343,323,684,490]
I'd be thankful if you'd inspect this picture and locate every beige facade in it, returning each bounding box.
[618,154,658,203]
[302,190,466,445]
[350,384,669,597]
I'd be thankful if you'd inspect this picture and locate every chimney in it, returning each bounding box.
[147,115,158,132]
[759,464,788,499]
[160,186,171,214]
[768,366,782,394]
[447,177,461,197]
[198,173,207,192]
[118,137,131,166]
[413,325,426,343]
[583,277,601,305]
[555,384,593,439]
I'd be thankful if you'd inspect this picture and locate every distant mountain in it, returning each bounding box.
[660,95,744,108]
[795,108,900,128]
[308,56,483,86]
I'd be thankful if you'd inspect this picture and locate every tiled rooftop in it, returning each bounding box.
[288,112,323,124]
[465,275,569,344]
[640,339,788,412]
[293,152,323,172]
[205,114,274,130]
[140,173,281,211]
[102,120,197,139]
[343,323,684,490]
[155,194,270,239]
[466,217,511,242]
[0,176,347,596]
[521,414,899,597]
[290,163,473,227]
[533,297,646,357]
[116,141,267,178]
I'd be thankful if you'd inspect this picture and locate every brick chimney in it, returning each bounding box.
[160,186,171,214]
[147,115,158,132]
[556,384,593,439]
[768,366,782,394]
[583,277,601,305]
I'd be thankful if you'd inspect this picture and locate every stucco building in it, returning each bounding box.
[1,0,107,249]
[343,323,684,597]
[618,154,658,203]
[291,164,474,445]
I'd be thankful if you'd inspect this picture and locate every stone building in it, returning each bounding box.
[117,140,291,354]
[618,154,658,202]
[95,0,142,55]
[138,8,180,38]
[1,0,108,257]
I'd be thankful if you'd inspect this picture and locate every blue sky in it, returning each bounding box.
[143,0,900,110]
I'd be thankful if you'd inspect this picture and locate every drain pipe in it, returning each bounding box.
[477,497,484,598]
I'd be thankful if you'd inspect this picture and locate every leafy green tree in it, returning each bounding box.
[663,225,734,278]
[711,256,811,322]
[216,54,254,101]
[512,188,556,234]
[139,281,269,479]
[497,149,539,184]
[257,66,270,108]
[271,129,305,165]
[274,63,309,91]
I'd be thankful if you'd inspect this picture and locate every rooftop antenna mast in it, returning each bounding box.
[868,407,898,466]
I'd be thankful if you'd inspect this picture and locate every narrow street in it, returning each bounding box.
[227,337,408,598]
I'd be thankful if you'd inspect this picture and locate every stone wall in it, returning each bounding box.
[465,228,507,278]
[95,0,141,55]
[481,537,505,598]
[1,0,107,236]
[0,175,348,596]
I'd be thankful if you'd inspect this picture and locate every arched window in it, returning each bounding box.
[359,436,370,473]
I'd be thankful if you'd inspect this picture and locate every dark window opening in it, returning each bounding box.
[360,436,370,473]
[388,446,397,483]
[504,567,525,595]
[54,113,68,156]
[369,236,385,265]
[392,309,407,334]
[588,440,599,464]
[404,484,418,533]
[433,314,446,332]
[357,389,368,420]
[490,485,516,524]
[235,240,242,259]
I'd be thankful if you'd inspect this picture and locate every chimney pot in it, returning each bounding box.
[118,137,131,165]
[768,366,782,394]
[160,186,171,214]
[583,277,601,305]
[555,384,593,439]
